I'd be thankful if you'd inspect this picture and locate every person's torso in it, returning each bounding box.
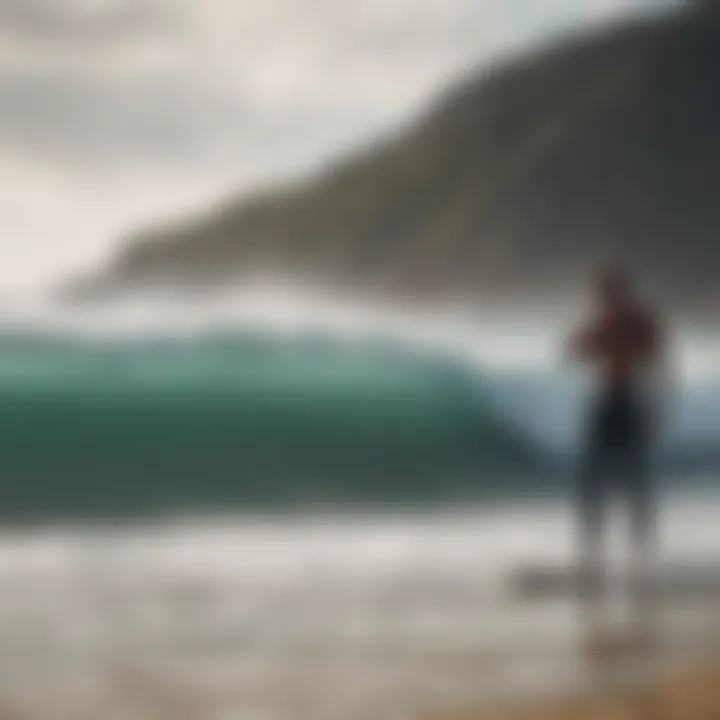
[593,308,657,391]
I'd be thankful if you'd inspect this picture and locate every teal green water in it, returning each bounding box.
[0,332,541,521]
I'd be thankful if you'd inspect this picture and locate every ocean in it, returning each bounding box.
[0,323,714,523]
[0,311,717,718]
[0,328,552,523]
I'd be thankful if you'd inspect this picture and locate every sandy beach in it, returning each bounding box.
[426,663,720,719]
[0,500,715,719]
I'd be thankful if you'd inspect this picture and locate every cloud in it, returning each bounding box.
[0,0,170,43]
[0,69,387,181]
[0,0,676,172]
[0,0,681,292]
[0,73,248,163]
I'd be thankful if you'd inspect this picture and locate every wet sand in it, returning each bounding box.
[425,663,720,719]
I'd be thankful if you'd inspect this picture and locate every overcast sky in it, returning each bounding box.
[0,0,678,294]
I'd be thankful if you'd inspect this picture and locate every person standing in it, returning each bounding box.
[567,265,670,596]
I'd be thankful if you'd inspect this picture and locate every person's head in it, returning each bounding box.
[593,263,634,309]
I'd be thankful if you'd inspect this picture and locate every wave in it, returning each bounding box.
[0,330,547,522]
[0,324,717,523]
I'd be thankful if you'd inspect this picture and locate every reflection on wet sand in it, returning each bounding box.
[427,663,720,719]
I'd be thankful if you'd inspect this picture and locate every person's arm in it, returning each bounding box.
[566,318,599,363]
[647,313,676,434]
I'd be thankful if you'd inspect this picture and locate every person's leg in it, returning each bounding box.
[617,392,655,567]
[626,449,659,655]
[630,453,654,559]
[578,434,609,597]
[621,402,659,656]
[577,429,613,661]
[626,435,656,593]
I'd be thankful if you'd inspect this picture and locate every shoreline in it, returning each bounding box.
[424,660,720,719]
